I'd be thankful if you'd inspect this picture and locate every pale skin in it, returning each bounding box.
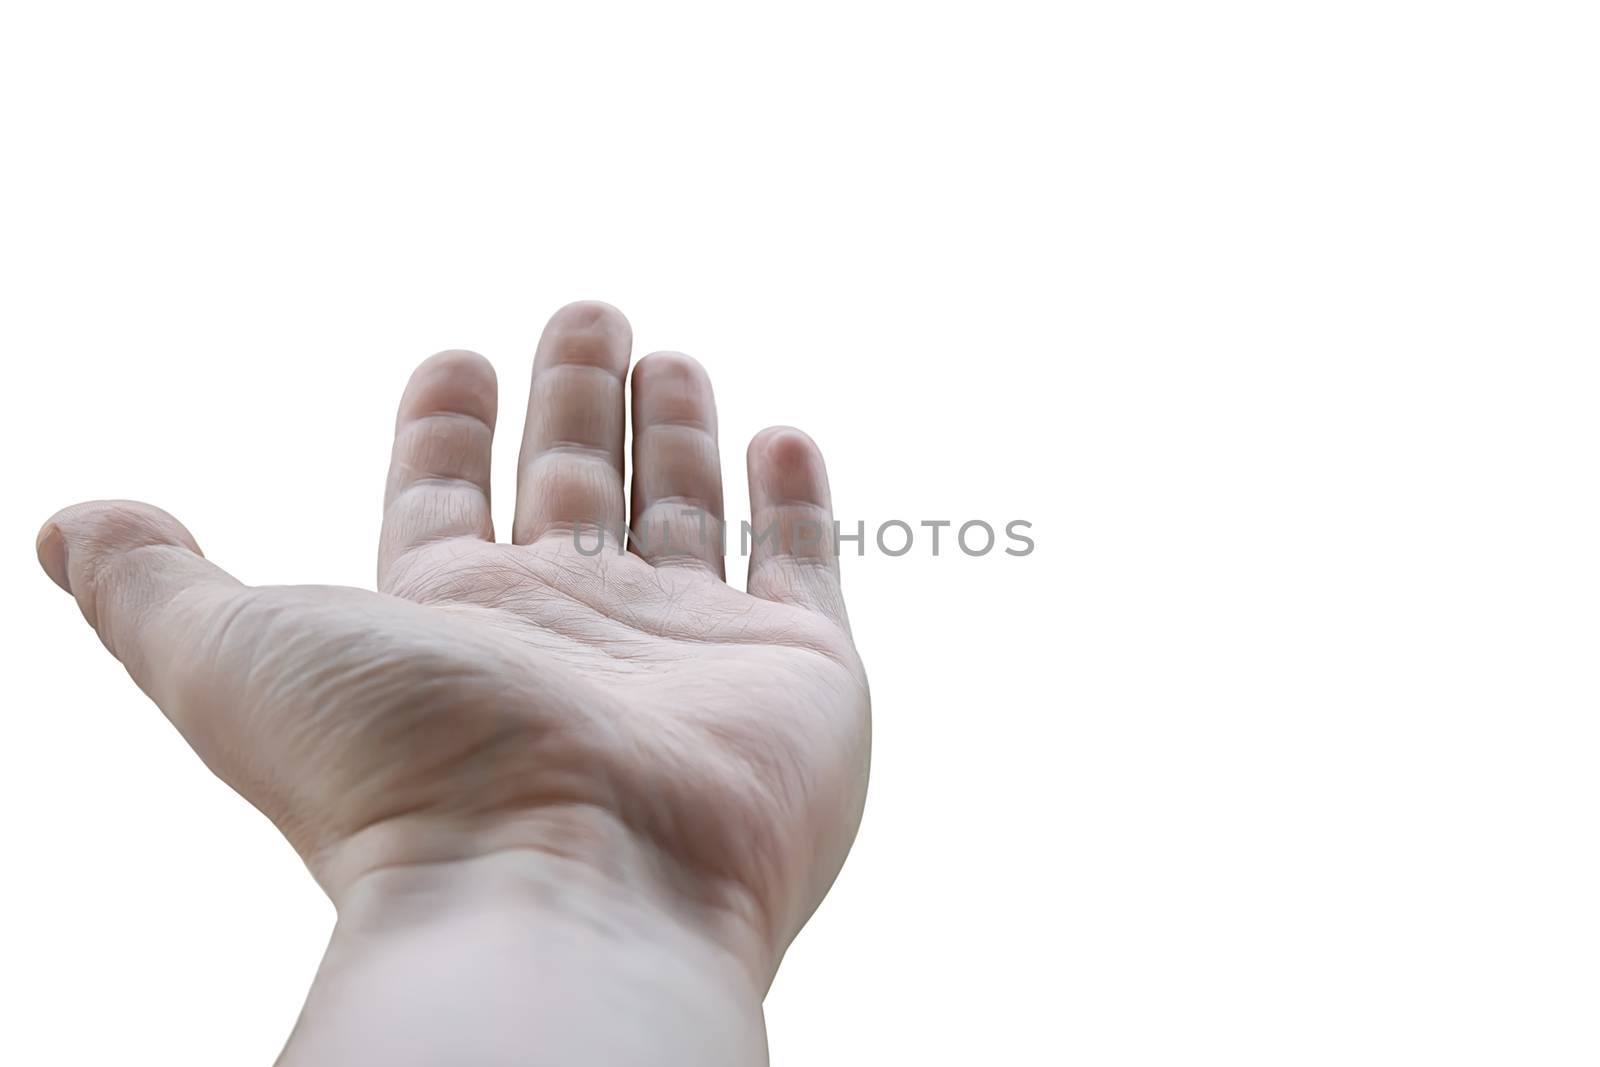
[34,301,870,1066]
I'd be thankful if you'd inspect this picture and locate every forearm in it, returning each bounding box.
[279,825,770,1066]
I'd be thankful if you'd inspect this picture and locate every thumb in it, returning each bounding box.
[37,500,243,715]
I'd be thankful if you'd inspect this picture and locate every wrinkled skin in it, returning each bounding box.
[36,301,868,982]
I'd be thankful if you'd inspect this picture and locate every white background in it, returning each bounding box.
[2,2,1596,1064]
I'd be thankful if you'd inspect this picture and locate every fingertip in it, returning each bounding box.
[42,501,204,571]
[537,301,633,375]
[34,502,239,693]
[548,299,630,332]
[420,347,496,376]
[399,349,499,428]
[36,520,69,592]
[748,426,830,507]
[750,424,819,462]
[37,501,207,631]
[633,351,716,429]
[634,349,710,384]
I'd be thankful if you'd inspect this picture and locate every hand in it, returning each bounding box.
[37,302,869,1065]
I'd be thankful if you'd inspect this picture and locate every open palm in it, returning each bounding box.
[37,302,869,981]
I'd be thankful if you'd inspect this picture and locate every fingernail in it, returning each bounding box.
[36,522,70,592]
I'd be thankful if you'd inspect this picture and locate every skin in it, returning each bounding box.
[34,301,870,1066]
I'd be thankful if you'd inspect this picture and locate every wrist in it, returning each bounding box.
[284,807,771,1066]
[314,803,775,985]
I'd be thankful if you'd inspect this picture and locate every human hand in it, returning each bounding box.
[36,302,869,1064]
